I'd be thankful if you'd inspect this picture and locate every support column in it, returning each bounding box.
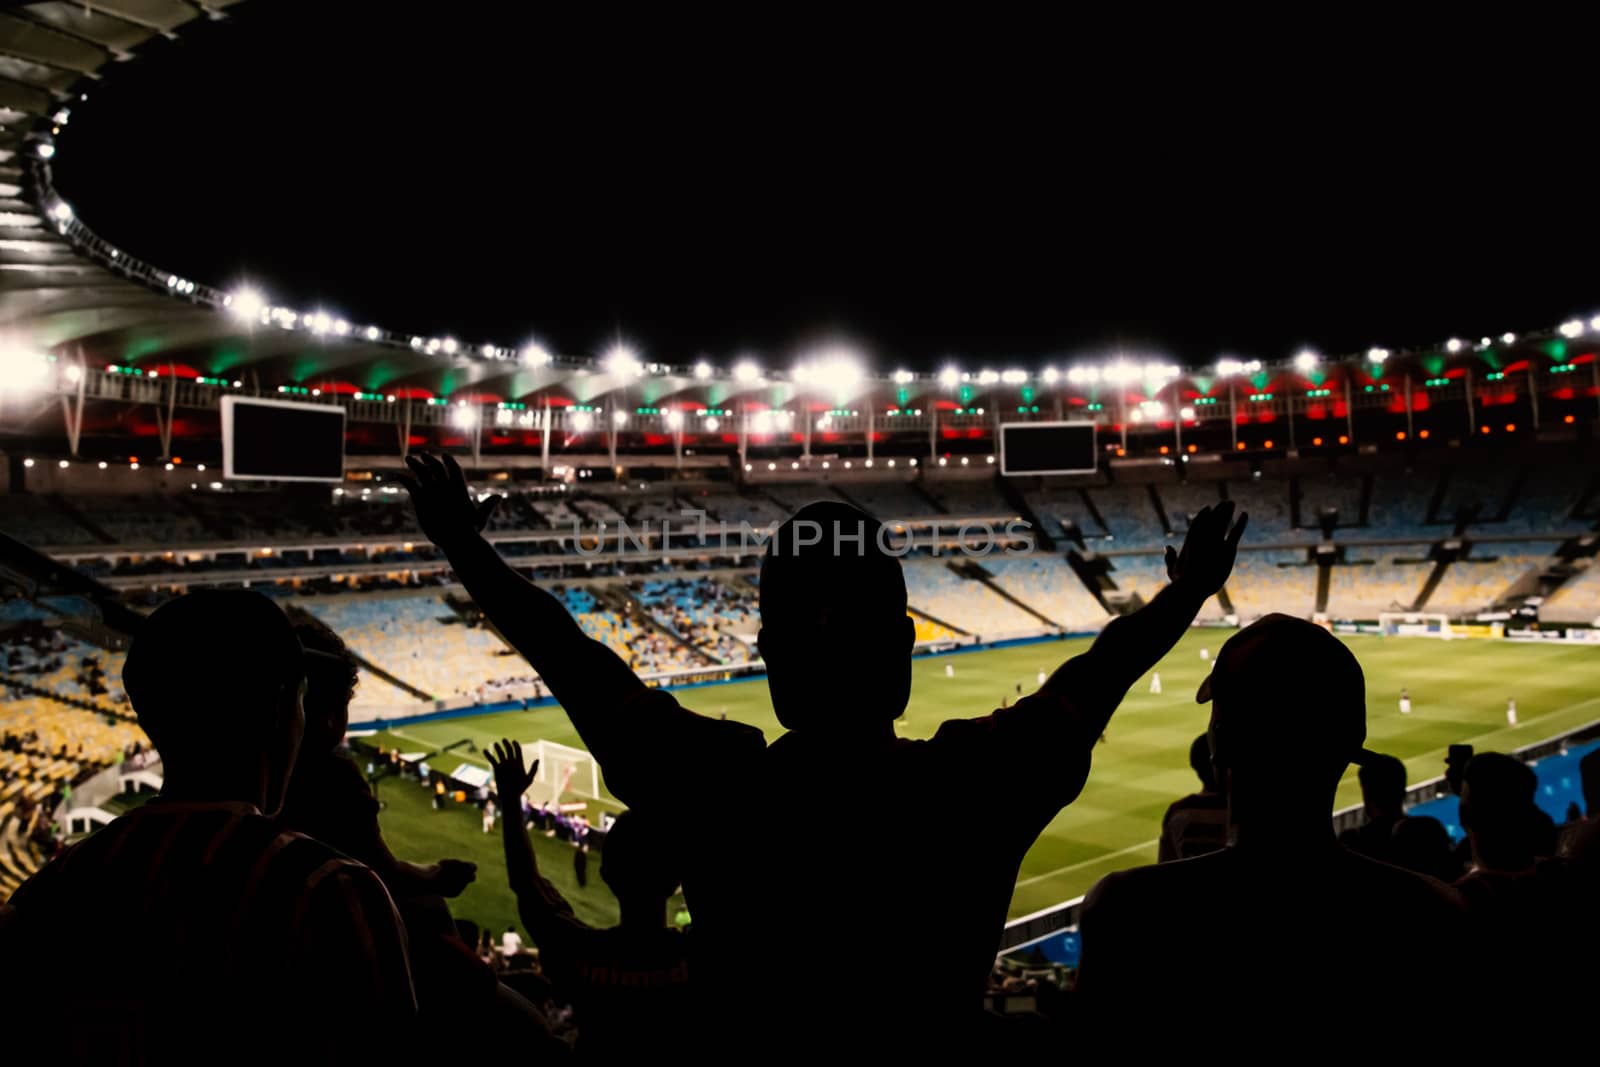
[866,406,875,464]
[1344,375,1355,444]
[1228,379,1238,451]
[1464,367,1476,436]
[540,401,551,471]
[1404,373,1414,439]
[1528,365,1541,430]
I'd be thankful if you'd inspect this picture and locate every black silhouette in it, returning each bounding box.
[0,591,416,1062]
[400,452,1245,1049]
[1078,614,1465,1019]
[1158,733,1228,861]
[1337,750,1407,864]
[488,739,691,1060]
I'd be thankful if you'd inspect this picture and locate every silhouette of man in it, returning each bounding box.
[1454,752,1576,1003]
[0,591,415,1063]
[400,453,1244,1049]
[1157,733,1228,862]
[488,740,691,1061]
[1337,751,1407,864]
[1078,615,1464,1023]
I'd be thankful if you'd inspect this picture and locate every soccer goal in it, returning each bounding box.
[518,740,603,806]
[1378,612,1455,639]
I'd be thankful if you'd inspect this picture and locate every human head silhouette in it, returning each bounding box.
[293,615,359,756]
[1459,752,1541,871]
[1198,614,1368,831]
[1188,733,1217,793]
[122,590,306,816]
[756,501,913,732]
[1389,815,1457,881]
[599,810,679,922]
[1359,753,1407,819]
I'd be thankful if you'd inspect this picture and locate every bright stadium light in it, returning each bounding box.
[227,287,266,322]
[939,366,961,388]
[612,410,628,427]
[1367,347,1389,364]
[49,200,72,222]
[1500,332,1516,345]
[1144,363,1181,382]
[365,326,381,340]
[307,311,333,336]
[795,348,864,394]
[450,405,479,429]
[1067,366,1101,385]
[36,142,55,160]
[1102,362,1142,385]
[665,410,684,429]
[605,344,643,378]
[1180,406,1196,420]
[1446,338,1464,353]
[976,369,1000,386]
[704,416,721,432]
[1293,350,1319,373]
[441,337,459,355]
[892,369,914,384]
[22,458,33,468]
[1042,367,1060,385]
[1001,369,1027,385]
[571,411,594,432]
[1215,358,1260,378]
[733,359,761,383]
[521,343,552,367]
[63,364,82,383]
[1590,315,1600,332]
[425,338,442,355]
[97,461,106,469]
[1559,320,1584,339]
[694,361,713,380]
[0,345,49,393]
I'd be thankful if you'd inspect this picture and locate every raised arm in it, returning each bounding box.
[398,454,646,753]
[487,740,589,957]
[1042,500,1246,737]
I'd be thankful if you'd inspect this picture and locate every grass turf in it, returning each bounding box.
[371,630,1600,935]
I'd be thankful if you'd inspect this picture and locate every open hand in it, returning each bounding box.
[395,452,502,550]
[1165,500,1247,599]
[487,739,539,800]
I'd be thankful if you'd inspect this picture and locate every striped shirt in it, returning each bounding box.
[1,799,415,1064]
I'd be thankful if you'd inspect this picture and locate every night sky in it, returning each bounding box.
[51,3,1597,371]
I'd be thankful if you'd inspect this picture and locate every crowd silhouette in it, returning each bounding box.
[1,451,1597,1060]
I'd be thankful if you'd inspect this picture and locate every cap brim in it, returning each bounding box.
[1196,673,1214,704]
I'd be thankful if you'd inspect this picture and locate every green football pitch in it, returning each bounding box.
[367,630,1600,936]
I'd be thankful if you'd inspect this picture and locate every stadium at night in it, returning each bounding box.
[0,1,1596,1053]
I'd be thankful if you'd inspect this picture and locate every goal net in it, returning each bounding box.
[1378,612,1455,639]
[517,740,603,807]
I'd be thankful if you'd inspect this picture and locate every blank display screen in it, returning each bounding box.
[223,398,345,482]
[1000,422,1097,476]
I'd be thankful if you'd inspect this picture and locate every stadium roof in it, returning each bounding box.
[1,2,1597,433]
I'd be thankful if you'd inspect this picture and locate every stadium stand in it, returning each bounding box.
[1108,554,1228,621]
[1087,486,1166,549]
[1366,468,1439,539]
[1495,460,1590,535]
[1436,463,1520,527]
[1325,558,1432,618]
[1297,470,1365,527]
[1221,478,1293,541]
[629,577,758,664]
[903,560,1046,640]
[1156,479,1224,530]
[924,479,1014,517]
[843,481,939,520]
[1542,559,1600,624]
[1022,485,1102,541]
[982,555,1109,632]
[1426,553,1541,615]
[1226,549,1316,620]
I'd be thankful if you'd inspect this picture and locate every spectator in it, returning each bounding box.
[489,739,691,1061]
[1389,815,1462,883]
[1455,752,1578,1002]
[1077,615,1465,1021]
[0,590,416,1062]
[1338,751,1407,865]
[402,454,1245,1051]
[1157,733,1227,861]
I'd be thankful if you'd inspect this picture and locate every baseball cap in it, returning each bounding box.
[1196,613,1379,767]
